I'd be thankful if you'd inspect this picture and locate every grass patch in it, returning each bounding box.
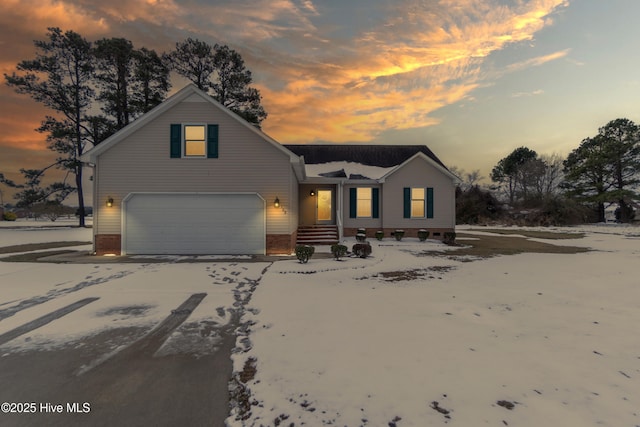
[419,232,590,260]
[0,241,91,254]
[466,229,584,240]
[377,267,454,282]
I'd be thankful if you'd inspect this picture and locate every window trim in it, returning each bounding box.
[356,187,372,218]
[410,187,426,218]
[183,124,207,158]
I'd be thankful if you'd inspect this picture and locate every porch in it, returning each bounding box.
[297,183,341,245]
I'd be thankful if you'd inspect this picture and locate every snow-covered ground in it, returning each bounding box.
[229,224,640,427]
[0,222,268,360]
[1,222,639,426]
[0,217,92,248]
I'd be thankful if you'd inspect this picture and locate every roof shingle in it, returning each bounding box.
[283,144,447,169]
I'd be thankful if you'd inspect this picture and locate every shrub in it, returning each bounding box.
[455,185,502,224]
[356,233,367,242]
[330,244,348,260]
[443,232,456,245]
[357,227,366,235]
[2,212,17,221]
[295,245,315,263]
[393,230,404,241]
[352,243,372,258]
[375,230,384,240]
[417,229,429,241]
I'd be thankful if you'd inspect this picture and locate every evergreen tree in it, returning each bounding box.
[563,135,612,222]
[166,38,267,126]
[490,147,538,203]
[563,118,640,223]
[131,47,171,116]
[599,118,640,222]
[93,39,170,142]
[4,27,94,225]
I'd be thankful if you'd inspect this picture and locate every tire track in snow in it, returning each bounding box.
[0,297,100,346]
[0,269,135,321]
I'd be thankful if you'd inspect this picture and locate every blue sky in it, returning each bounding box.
[1,0,639,194]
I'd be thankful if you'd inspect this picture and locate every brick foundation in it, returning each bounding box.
[266,233,296,255]
[96,233,295,256]
[343,227,454,241]
[95,234,122,255]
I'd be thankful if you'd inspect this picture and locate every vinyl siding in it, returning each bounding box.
[342,184,383,229]
[383,156,456,229]
[95,100,294,236]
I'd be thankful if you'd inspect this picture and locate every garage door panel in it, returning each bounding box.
[123,193,265,255]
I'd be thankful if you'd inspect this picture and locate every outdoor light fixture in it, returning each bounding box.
[274,197,280,208]
[106,197,114,207]
[310,190,315,196]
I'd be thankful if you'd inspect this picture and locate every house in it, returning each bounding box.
[81,84,459,256]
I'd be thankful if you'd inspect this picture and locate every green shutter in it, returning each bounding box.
[403,187,411,218]
[372,188,379,218]
[170,124,181,158]
[207,124,219,158]
[349,188,357,218]
[427,187,434,218]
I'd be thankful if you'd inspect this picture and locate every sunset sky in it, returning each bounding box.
[1,0,639,202]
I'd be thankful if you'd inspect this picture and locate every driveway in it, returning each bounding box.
[0,260,271,427]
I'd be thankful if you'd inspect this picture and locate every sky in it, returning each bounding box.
[1,0,640,202]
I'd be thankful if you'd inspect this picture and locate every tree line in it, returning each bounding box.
[1,27,267,225]
[456,118,640,224]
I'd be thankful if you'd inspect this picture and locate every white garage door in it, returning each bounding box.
[123,193,265,255]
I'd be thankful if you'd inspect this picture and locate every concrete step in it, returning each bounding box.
[296,226,339,245]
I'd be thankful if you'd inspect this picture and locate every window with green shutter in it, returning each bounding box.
[170,124,219,158]
[350,187,380,218]
[404,187,434,218]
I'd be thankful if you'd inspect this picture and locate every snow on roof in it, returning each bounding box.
[304,161,395,180]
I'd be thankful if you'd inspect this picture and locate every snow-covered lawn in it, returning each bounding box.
[229,225,640,427]
[1,222,639,426]
[0,217,92,249]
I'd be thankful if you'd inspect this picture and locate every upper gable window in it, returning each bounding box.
[170,123,218,159]
[184,125,206,157]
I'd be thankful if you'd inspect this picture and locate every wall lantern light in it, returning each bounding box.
[106,197,114,208]
[274,197,280,208]
[310,190,315,196]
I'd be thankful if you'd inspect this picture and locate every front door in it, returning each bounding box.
[316,189,334,224]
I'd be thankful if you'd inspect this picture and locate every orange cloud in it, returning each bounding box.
[254,0,568,143]
[0,91,50,151]
[0,0,109,36]
[0,0,571,157]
